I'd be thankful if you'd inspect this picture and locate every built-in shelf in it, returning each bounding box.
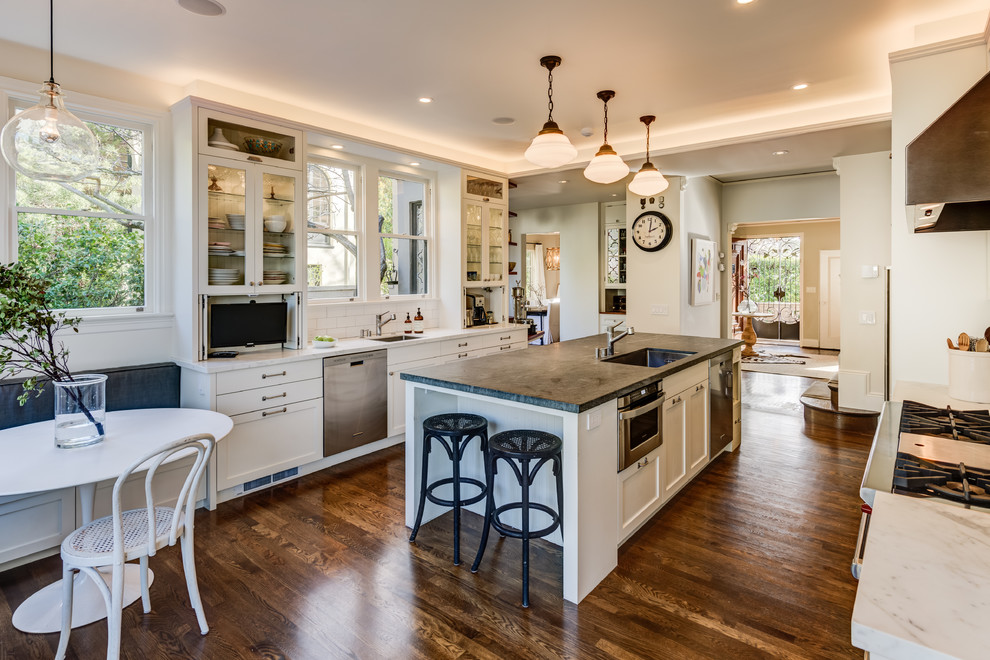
[508,241,518,246]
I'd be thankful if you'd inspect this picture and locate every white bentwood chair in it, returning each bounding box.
[55,433,216,660]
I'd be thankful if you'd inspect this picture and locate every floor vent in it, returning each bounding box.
[242,467,300,493]
[242,475,273,492]
[272,467,299,482]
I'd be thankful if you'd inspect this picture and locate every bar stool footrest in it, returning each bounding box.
[425,476,487,508]
[491,501,561,540]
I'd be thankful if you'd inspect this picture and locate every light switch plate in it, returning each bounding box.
[806,286,816,294]
[859,311,876,325]
[650,304,669,315]
[587,409,602,430]
[861,265,879,279]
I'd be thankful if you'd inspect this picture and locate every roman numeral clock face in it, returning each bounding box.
[631,211,673,252]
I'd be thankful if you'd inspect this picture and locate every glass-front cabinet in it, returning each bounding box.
[602,201,627,314]
[462,171,508,287]
[200,155,302,293]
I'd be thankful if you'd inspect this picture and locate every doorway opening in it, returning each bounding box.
[733,236,801,344]
[524,232,560,343]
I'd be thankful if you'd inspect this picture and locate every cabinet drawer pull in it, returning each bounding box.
[500,335,511,340]
[247,155,262,162]
[500,345,511,351]
[262,407,288,417]
[458,352,468,358]
[637,456,650,469]
[261,392,287,401]
[389,371,395,376]
[262,370,287,379]
[458,341,468,347]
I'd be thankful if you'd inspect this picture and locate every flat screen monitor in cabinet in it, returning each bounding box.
[210,301,288,348]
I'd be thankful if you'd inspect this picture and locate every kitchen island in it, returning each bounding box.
[401,332,741,603]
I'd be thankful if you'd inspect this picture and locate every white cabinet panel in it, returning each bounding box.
[388,357,440,437]
[216,399,323,491]
[662,393,688,501]
[0,489,74,565]
[216,377,322,416]
[617,445,663,543]
[686,381,710,479]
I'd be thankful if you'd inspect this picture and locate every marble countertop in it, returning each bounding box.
[852,490,990,660]
[401,333,741,413]
[175,324,526,373]
[893,380,990,411]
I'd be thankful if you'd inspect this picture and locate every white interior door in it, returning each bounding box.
[819,250,841,350]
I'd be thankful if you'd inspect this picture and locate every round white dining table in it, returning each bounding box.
[0,408,233,634]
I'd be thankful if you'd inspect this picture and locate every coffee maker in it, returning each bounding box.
[465,293,488,326]
[512,286,527,325]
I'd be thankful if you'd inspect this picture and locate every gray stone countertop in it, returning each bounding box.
[401,333,742,413]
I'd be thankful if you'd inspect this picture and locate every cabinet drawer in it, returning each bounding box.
[441,335,489,355]
[216,377,322,416]
[491,341,527,354]
[216,359,322,394]
[215,398,323,491]
[661,362,708,399]
[443,348,487,363]
[618,445,663,543]
[491,329,527,346]
[387,341,441,366]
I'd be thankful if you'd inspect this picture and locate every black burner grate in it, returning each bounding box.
[899,400,990,444]
[894,452,990,508]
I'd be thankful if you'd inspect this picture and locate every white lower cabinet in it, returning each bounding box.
[216,398,323,491]
[662,363,710,503]
[388,357,439,437]
[617,444,664,543]
[0,489,75,566]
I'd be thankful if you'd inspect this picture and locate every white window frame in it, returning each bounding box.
[305,155,363,301]
[304,144,435,304]
[0,76,168,326]
[376,169,432,300]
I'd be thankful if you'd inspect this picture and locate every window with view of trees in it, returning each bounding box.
[378,174,428,297]
[13,111,150,312]
[307,159,360,299]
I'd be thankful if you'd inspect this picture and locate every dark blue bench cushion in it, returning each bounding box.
[0,363,180,431]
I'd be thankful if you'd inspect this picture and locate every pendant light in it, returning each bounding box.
[583,90,629,184]
[628,115,669,196]
[1,0,99,182]
[524,56,577,169]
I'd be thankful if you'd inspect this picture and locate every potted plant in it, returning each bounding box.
[0,262,106,447]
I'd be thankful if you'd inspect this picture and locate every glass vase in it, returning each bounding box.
[53,374,107,449]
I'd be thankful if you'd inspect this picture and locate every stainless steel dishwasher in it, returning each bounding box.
[323,350,388,457]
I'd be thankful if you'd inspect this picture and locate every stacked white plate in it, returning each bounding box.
[209,141,239,152]
[263,242,289,257]
[263,270,288,285]
[208,267,240,285]
[226,214,246,230]
[208,241,234,256]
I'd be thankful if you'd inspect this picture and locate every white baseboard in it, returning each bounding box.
[802,339,820,348]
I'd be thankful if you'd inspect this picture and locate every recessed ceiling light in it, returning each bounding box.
[792,83,808,90]
[610,193,618,197]
[737,0,755,4]
[330,144,344,150]
[558,180,568,184]
[772,150,789,156]
[409,162,420,167]
[176,0,225,16]
[492,117,515,125]
[418,97,433,104]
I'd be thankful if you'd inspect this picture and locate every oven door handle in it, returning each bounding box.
[851,506,871,580]
[618,395,664,421]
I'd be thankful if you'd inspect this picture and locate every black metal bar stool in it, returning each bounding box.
[471,429,563,608]
[409,413,489,565]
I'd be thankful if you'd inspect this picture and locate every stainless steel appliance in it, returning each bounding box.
[617,382,664,471]
[472,299,488,326]
[323,350,387,457]
[512,286,527,324]
[853,399,990,578]
[709,352,735,456]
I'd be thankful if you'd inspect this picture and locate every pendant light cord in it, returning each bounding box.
[603,99,609,145]
[645,124,651,162]
[48,0,55,84]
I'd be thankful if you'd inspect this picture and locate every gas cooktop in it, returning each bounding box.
[899,400,990,444]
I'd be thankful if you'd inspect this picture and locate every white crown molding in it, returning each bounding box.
[888,33,987,64]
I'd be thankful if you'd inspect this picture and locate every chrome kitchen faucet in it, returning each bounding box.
[375,311,396,336]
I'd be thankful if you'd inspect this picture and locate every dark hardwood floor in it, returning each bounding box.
[0,371,872,659]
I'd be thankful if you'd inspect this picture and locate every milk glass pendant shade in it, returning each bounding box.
[628,115,669,196]
[584,90,629,184]
[0,0,99,182]
[524,56,577,169]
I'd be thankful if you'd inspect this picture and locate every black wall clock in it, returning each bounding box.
[631,211,673,252]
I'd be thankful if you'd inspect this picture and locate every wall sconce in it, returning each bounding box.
[545,246,560,271]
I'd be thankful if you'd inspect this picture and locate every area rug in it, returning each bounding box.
[742,354,806,365]
[740,350,839,379]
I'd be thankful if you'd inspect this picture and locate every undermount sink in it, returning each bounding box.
[605,348,696,367]
[369,335,422,342]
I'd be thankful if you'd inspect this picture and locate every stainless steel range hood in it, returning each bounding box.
[906,69,990,233]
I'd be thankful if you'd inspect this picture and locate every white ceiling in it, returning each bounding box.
[0,0,985,188]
